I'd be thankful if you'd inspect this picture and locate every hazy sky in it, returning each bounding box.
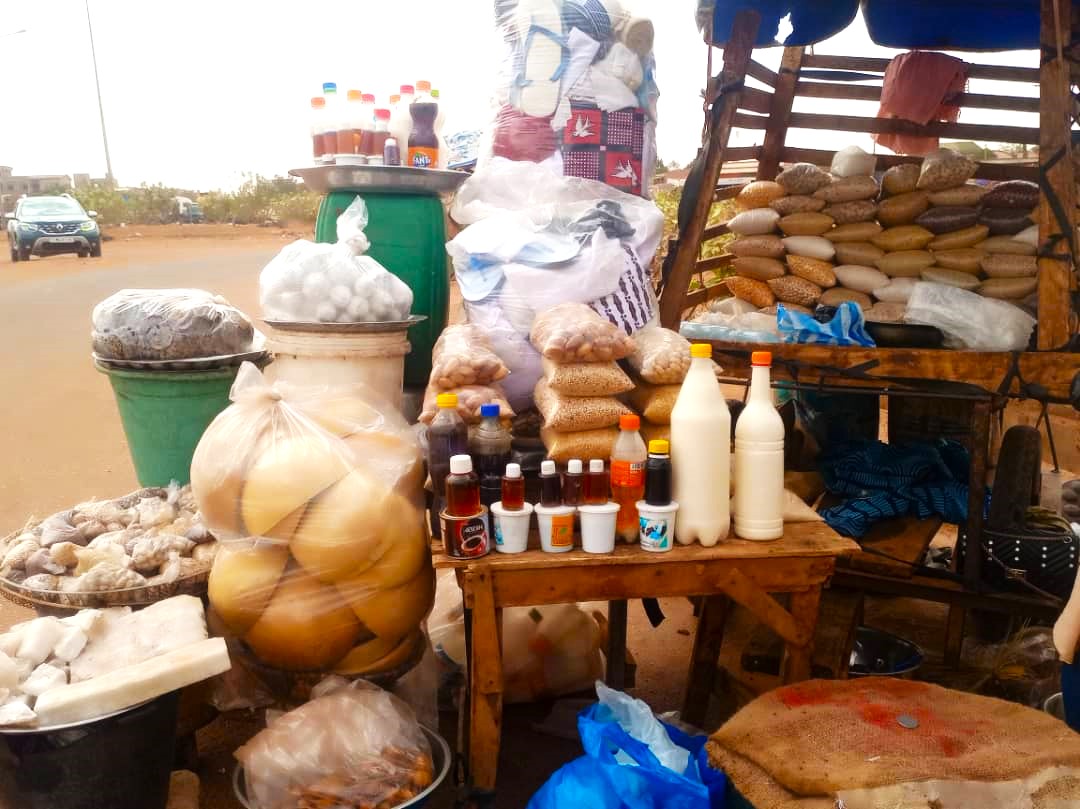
[1,2,1037,191]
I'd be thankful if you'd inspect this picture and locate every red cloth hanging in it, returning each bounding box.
[874,51,968,156]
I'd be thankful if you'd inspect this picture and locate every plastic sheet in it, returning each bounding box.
[905,282,1036,351]
[779,301,875,347]
[92,289,254,361]
[191,363,432,674]
[236,677,434,809]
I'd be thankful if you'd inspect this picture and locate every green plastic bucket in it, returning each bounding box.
[96,364,238,487]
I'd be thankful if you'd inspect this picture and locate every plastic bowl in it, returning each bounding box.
[848,626,924,678]
[233,725,451,809]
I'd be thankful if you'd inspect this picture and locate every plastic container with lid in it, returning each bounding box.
[371,108,391,157]
[408,91,439,169]
[638,439,677,553]
[562,458,584,506]
[539,458,562,507]
[427,393,468,537]
[671,343,731,546]
[389,84,415,163]
[358,93,377,153]
[501,462,525,511]
[336,89,365,155]
[429,88,449,169]
[583,459,610,505]
[470,403,511,509]
[611,414,647,542]
[446,454,481,516]
[734,351,785,540]
[321,82,339,161]
[309,96,328,160]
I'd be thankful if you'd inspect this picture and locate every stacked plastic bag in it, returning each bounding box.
[418,325,514,426]
[620,325,692,445]
[486,0,659,197]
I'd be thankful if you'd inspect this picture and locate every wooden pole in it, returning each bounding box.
[1038,0,1076,349]
[756,46,805,180]
[658,10,760,329]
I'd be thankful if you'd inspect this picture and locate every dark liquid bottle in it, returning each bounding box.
[446,455,482,516]
[407,100,439,168]
[562,459,584,507]
[583,459,610,505]
[470,404,511,510]
[501,463,526,511]
[539,460,562,507]
[644,440,673,506]
[428,394,468,536]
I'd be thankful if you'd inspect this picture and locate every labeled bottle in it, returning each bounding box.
[539,460,562,507]
[358,93,377,154]
[501,463,526,511]
[310,96,328,160]
[611,414,647,541]
[583,459,610,505]
[427,393,468,536]
[470,403,512,509]
[371,108,391,157]
[446,454,482,516]
[407,91,439,169]
[644,439,672,506]
[671,343,731,546]
[337,89,364,154]
[389,84,415,163]
[321,82,339,160]
[430,88,449,168]
[562,459,584,507]
[734,352,785,540]
[383,137,401,167]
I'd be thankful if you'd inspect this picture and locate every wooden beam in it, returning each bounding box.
[739,85,774,115]
[683,283,729,310]
[1038,0,1076,349]
[659,9,760,330]
[795,80,1041,114]
[746,59,776,87]
[757,46,805,180]
[721,146,762,162]
[785,111,1040,145]
[801,53,1040,83]
[779,147,1038,183]
[702,223,732,241]
[696,255,732,273]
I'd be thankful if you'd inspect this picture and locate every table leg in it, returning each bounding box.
[606,600,628,689]
[944,604,966,668]
[964,399,992,592]
[782,587,822,684]
[466,571,503,798]
[682,595,729,728]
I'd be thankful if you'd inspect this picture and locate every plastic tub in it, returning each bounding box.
[848,626,924,678]
[266,324,410,408]
[636,501,679,552]
[0,691,179,809]
[96,363,238,487]
[491,501,533,553]
[579,503,620,554]
[535,504,575,553]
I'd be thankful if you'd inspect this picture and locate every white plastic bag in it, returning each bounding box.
[904,282,1036,351]
[596,682,689,774]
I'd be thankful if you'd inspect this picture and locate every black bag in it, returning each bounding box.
[958,526,1079,601]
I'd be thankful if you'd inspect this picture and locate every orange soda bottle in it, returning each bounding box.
[611,414,647,541]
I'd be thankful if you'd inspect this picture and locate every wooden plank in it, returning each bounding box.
[683,595,729,727]
[842,516,943,579]
[658,10,760,330]
[683,283,729,310]
[717,145,762,163]
[465,570,503,792]
[781,587,822,684]
[786,111,1039,145]
[696,255,732,273]
[739,85,774,115]
[779,146,1038,182]
[746,59,777,87]
[720,568,808,645]
[733,111,770,130]
[1038,0,1076,349]
[605,600,628,689]
[964,399,992,591]
[706,342,1080,403]
[801,54,1040,83]
[711,187,743,204]
[701,224,731,242]
[794,81,1041,114]
[757,46,805,180]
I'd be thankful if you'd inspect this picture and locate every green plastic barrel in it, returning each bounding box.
[96,364,238,487]
[315,191,449,388]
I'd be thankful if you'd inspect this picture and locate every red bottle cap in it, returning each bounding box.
[619,414,640,431]
[751,351,773,366]
[310,97,325,108]
[362,93,375,103]
[375,108,391,120]
[400,84,415,95]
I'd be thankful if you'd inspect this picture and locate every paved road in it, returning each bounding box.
[0,241,278,533]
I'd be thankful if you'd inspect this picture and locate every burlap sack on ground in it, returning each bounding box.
[708,678,1080,808]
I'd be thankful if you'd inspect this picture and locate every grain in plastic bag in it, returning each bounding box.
[419,384,515,426]
[236,677,434,809]
[541,426,618,464]
[627,325,691,384]
[542,358,633,397]
[190,363,432,675]
[625,383,679,425]
[429,324,509,390]
[92,288,255,361]
[535,379,631,432]
[530,302,636,362]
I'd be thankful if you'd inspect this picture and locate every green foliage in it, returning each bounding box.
[68,184,126,224]
[651,185,734,290]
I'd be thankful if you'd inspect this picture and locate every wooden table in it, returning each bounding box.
[432,523,857,801]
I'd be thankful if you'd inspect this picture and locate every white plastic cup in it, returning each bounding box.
[491,501,534,553]
[636,500,679,552]
[535,504,576,553]
[578,502,620,554]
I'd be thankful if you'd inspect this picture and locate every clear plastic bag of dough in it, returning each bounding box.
[429,324,510,390]
[530,303,636,362]
[626,324,691,384]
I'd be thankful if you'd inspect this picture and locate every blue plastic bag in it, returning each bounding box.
[777,301,875,347]
[527,693,726,809]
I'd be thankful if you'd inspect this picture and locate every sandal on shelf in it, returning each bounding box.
[510,0,568,119]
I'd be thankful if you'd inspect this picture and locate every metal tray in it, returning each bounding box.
[263,314,427,333]
[93,333,269,371]
[290,164,468,195]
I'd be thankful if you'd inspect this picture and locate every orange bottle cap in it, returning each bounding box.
[389,94,401,104]
[310,97,326,108]
[416,80,432,92]
[751,351,772,366]
[619,414,640,431]
[347,89,362,101]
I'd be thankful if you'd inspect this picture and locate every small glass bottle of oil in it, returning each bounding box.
[446,454,481,516]
[583,459,610,505]
[501,463,526,511]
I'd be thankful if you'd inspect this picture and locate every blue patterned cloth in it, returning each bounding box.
[777,301,876,347]
[818,439,972,538]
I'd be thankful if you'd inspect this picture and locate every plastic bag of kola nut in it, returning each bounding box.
[190,362,433,676]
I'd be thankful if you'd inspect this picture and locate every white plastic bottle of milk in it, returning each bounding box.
[670,343,730,546]
[734,351,785,540]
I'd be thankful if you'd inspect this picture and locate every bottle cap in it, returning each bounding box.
[567,459,583,474]
[541,460,557,475]
[505,462,522,479]
[435,393,458,408]
[480,403,500,418]
[751,350,773,367]
[362,93,376,103]
[589,459,605,473]
[310,96,326,108]
[430,89,441,99]
[690,343,712,359]
[450,454,472,475]
[347,89,362,101]
[619,414,640,431]
[416,80,432,92]
[322,82,337,94]
[390,94,401,105]
[648,439,670,454]
[376,108,391,120]
[400,84,415,95]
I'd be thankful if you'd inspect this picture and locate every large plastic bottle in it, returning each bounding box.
[430,88,449,168]
[408,88,439,169]
[427,393,468,536]
[309,96,328,160]
[321,82,339,160]
[611,414,647,542]
[338,89,364,155]
[470,403,512,509]
[389,84,415,164]
[670,343,731,546]
[358,93,376,154]
[734,351,785,540]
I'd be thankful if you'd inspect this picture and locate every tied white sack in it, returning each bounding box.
[904,282,1036,351]
[259,198,413,324]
